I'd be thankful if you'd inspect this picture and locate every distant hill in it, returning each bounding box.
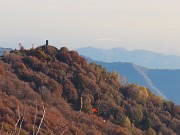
[85,57,180,104]
[0,45,179,134]
[77,47,180,69]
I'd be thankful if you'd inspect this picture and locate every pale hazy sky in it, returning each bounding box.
[0,0,180,55]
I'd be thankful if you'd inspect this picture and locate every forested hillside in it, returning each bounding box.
[85,58,180,104]
[0,45,179,135]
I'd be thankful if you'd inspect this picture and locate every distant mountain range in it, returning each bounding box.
[85,57,180,104]
[77,47,180,69]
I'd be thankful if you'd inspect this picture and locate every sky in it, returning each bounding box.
[0,0,180,55]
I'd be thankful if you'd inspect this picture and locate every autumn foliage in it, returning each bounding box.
[0,45,179,135]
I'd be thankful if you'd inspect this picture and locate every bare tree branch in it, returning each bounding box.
[80,96,83,112]
[0,123,4,134]
[35,103,46,135]
[60,128,67,135]
[18,114,24,135]
[18,100,26,135]
[59,111,84,134]
[33,99,38,135]
[50,131,54,135]
[12,106,21,135]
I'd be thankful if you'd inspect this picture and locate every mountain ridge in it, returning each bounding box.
[77,47,180,69]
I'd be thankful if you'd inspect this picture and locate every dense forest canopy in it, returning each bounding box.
[0,45,179,135]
